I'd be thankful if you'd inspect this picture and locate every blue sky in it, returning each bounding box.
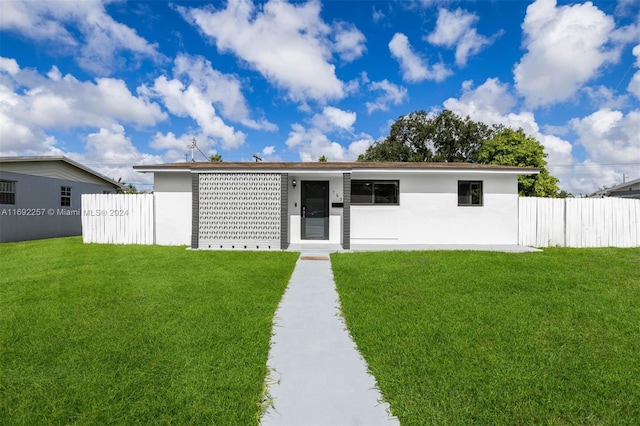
[1,0,639,194]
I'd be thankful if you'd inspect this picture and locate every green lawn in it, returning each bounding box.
[0,237,298,425]
[332,248,640,425]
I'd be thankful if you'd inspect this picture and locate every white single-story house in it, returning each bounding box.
[133,161,538,250]
[0,156,124,243]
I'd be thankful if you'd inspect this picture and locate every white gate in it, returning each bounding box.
[81,194,155,244]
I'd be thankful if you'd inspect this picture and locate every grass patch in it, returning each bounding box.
[332,248,640,425]
[0,237,298,425]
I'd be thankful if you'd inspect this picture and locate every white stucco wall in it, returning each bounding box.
[153,173,191,245]
[148,169,521,247]
[350,173,519,245]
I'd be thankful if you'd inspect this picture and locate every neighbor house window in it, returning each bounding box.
[352,180,399,205]
[458,181,483,206]
[0,180,16,205]
[61,186,72,206]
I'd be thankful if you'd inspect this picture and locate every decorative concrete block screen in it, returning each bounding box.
[81,193,155,244]
[519,197,640,248]
[198,173,281,249]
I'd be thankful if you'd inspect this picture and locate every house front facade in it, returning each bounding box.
[134,162,538,250]
[0,156,123,243]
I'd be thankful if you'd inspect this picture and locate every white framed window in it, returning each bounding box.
[352,180,399,205]
[458,181,483,206]
[0,180,16,205]
[61,186,72,207]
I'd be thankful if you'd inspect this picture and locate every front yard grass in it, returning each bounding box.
[0,237,298,425]
[332,248,640,425]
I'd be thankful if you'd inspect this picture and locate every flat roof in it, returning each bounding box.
[134,161,539,174]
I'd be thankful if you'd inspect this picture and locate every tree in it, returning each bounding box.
[209,153,223,162]
[116,177,146,194]
[318,155,328,162]
[358,110,495,163]
[358,109,562,197]
[477,128,559,197]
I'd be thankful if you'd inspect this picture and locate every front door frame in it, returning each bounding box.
[301,180,329,240]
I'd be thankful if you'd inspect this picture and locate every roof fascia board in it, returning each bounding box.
[134,163,539,175]
[189,168,347,175]
[352,168,539,175]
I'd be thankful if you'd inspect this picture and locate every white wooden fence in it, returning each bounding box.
[81,194,639,248]
[519,197,640,248]
[81,194,155,244]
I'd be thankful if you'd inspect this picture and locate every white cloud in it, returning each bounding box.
[427,8,476,46]
[262,145,276,156]
[0,0,77,46]
[514,0,620,107]
[616,0,640,17]
[372,7,385,23]
[285,123,372,161]
[365,79,408,113]
[565,108,640,193]
[333,22,366,62]
[181,0,346,103]
[69,125,164,186]
[150,131,205,162]
[142,54,278,150]
[389,32,452,83]
[0,57,173,178]
[146,75,246,150]
[571,108,640,165]
[582,85,629,109]
[427,8,498,67]
[629,73,640,99]
[0,0,162,75]
[312,106,356,132]
[0,57,19,75]
[628,45,640,99]
[171,54,276,131]
[445,78,516,117]
[0,60,166,143]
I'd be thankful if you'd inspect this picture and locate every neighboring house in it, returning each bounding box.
[134,161,538,250]
[0,156,124,243]
[592,178,640,199]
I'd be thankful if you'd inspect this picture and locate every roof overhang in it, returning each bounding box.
[133,161,539,176]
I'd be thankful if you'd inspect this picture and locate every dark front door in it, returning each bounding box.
[301,181,329,240]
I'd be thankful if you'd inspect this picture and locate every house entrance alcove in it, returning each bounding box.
[301,181,329,240]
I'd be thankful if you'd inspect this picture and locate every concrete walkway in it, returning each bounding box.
[261,253,399,426]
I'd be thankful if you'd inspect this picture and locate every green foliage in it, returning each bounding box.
[116,177,145,194]
[318,155,328,162]
[359,110,562,197]
[332,249,640,425]
[478,128,559,197]
[358,110,494,163]
[209,153,223,162]
[0,237,298,425]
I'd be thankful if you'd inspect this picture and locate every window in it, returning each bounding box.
[458,181,483,206]
[61,186,72,206]
[352,180,399,205]
[0,180,16,205]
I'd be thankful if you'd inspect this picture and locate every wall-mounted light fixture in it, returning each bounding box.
[292,179,297,188]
